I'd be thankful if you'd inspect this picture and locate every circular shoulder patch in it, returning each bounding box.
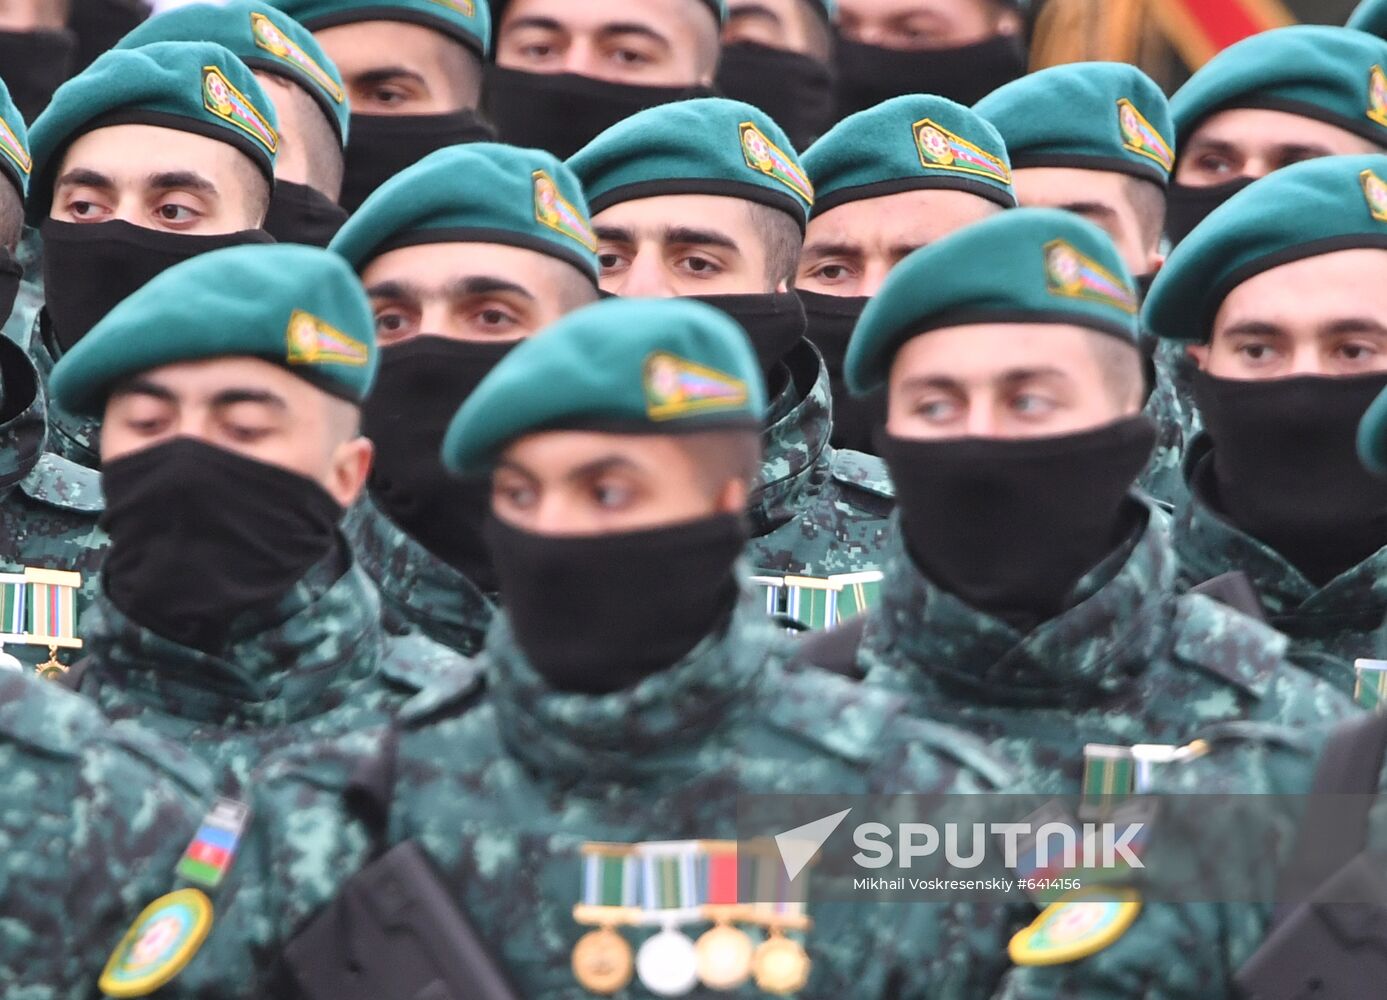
[1008,885,1141,967]
[99,888,215,997]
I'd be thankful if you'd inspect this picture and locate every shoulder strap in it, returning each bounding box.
[1273,712,1387,923]
[789,615,868,679]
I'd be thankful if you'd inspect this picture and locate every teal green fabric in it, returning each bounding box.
[567,96,814,226]
[268,0,491,56]
[846,207,1140,394]
[443,296,765,475]
[27,41,279,220]
[1360,380,1387,474]
[0,74,30,197]
[117,0,349,144]
[1145,154,1387,344]
[50,244,376,414]
[1169,25,1387,146]
[975,60,1174,185]
[804,94,1014,215]
[331,142,598,280]
[1351,0,1387,37]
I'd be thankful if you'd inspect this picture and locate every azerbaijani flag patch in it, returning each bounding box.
[534,169,597,251]
[202,65,278,154]
[644,351,749,421]
[1116,99,1173,173]
[739,121,814,205]
[1043,240,1137,314]
[912,118,1011,184]
[286,309,369,367]
[0,117,30,178]
[250,12,343,104]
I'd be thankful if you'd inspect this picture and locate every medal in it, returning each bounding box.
[753,931,812,995]
[572,843,641,995]
[696,841,752,990]
[634,841,702,997]
[1355,658,1387,710]
[0,568,84,679]
[743,841,813,996]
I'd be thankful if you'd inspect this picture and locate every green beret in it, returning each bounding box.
[567,97,814,228]
[975,61,1174,186]
[846,207,1139,395]
[803,94,1013,217]
[50,243,376,415]
[117,0,348,145]
[28,41,279,222]
[1170,25,1387,148]
[1350,0,1387,39]
[442,297,764,476]
[331,142,598,281]
[0,74,31,199]
[1359,380,1387,475]
[1144,154,1387,344]
[268,0,491,57]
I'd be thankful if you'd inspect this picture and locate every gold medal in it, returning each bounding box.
[695,922,753,990]
[752,932,811,995]
[571,926,633,995]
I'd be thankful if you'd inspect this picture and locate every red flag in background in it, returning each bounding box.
[1149,0,1297,67]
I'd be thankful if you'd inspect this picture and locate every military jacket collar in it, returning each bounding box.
[85,546,387,725]
[749,338,833,537]
[869,500,1176,706]
[344,493,493,656]
[30,310,100,468]
[486,589,773,786]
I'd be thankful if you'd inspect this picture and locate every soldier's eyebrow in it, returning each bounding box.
[999,366,1067,386]
[664,226,740,252]
[598,23,671,51]
[505,16,563,33]
[800,241,861,260]
[211,388,288,411]
[447,276,536,301]
[147,171,217,195]
[365,280,421,302]
[1058,201,1118,223]
[109,378,176,403]
[1217,320,1285,339]
[729,4,781,27]
[1319,318,1387,338]
[594,225,635,244]
[896,374,963,393]
[54,168,115,192]
[567,455,642,481]
[1271,143,1334,161]
[353,67,427,87]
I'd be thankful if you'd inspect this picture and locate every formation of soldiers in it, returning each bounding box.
[2,0,1387,996]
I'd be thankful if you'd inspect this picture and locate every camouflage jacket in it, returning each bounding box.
[0,333,106,675]
[1136,341,1193,508]
[2,227,44,350]
[0,670,214,1000]
[215,591,1020,1000]
[996,721,1329,1000]
[343,492,494,657]
[747,339,895,577]
[73,545,470,788]
[858,500,1356,794]
[1173,436,1387,693]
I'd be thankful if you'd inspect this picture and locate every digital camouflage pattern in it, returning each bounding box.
[1136,343,1193,507]
[997,721,1330,1000]
[0,669,213,999]
[1173,435,1387,694]
[857,500,1356,794]
[748,339,895,577]
[1,229,44,349]
[235,589,1021,1000]
[343,493,494,656]
[74,547,470,787]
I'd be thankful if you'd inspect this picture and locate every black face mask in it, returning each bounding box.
[483,65,713,159]
[340,110,495,212]
[1193,371,1387,584]
[263,180,348,247]
[100,438,344,654]
[1164,178,1255,246]
[687,291,806,383]
[0,29,76,121]
[800,290,883,453]
[716,42,835,151]
[879,416,1157,622]
[40,219,274,356]
[0,246,23,326]
[486,514,745,694]
[362,336,519,591]
[833,33,1025,122]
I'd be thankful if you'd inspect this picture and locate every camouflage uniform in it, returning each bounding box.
[857,500,1355,793]
[0,669,212,1000]
[223,591,1020,1000]
[1136,342,1195,507]
[996,722,1329,1000]
[342,493,494,657]
[748,340,895,577]
[1,228,43,349]
[1173,435,1387,693]
[72,547,470,787]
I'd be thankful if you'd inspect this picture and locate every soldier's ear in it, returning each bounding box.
[715,477,749,516]
[1186,344,1211,370]
[327,435,374,508]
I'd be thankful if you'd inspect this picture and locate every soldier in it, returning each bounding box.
[0,670,216,996]
[1148,155,1387,691]
[487,0,721,158]
[568,97,896,583]
[813,207,1353,792]
[832,0,1024,119]
[329,143,599,654]
[1164,25,1387,245]
[269,0,493,209]
[975,61,1184,502]
[0,42,279,674]
[239,296,1016,999]
[44,242,468,785]
[718,0,835,151]
[798,95,1014,454]
[0,0,75,121]
[116,0,352,246]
